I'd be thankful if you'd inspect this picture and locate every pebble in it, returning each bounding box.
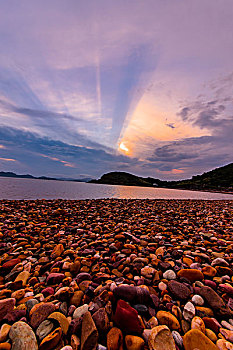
[0,298,15,319]
[80,312,98,350]
[36,320,54,341]
[168,280,191,300]
[125,335,144,350]
[73,304,89,319]
[39,327,62,350]
[191,294,204,306]
[107,327,123,350]
[183,302,195,322]
[183,329,218,350]
[163,270,176,280]
[191,316,206,333]
[0,325,11,343]
[9,321,38,350]
[0,199,232,349]
[30,302,56,328]
[156,311,180,330]
[148,325,176,350]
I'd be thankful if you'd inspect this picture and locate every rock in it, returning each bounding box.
[46,273,65,285]
[191,294,204,306]
[9,321,38,350]
[125,335,144,350]
[30,302,56,329]
[2,309,26,323]
[92,308,109,334]
[191,316,205,333]
[141,267,155,279]
[0,298,15,319]
[68,318,82,336]
[39,327,62,350]
[163,270,176,280]
[36,320,54,341]
[0,324,11,343]
[2,259,21,272]
[198,286,232,317]
[26,299,39,312]
[73,304,89,319]
[205,328,217,343]
[148,325,176,350]
[183,329,218,350]
[156,311,180,330]
[202,266,217,277]
[71,334,81,350]
[177,269,204,282]
[107,327,123,350]
[183,302,195,322]
[113,285,150,305]
[212,258,229,267]
[196,306,214,318]
[113,299,143,335]
[168,280,191,300]
[220,328,233,342]
[172,330,183,348]
[41,287,54,297]
[216,339,233,350]
[15,271,30,286]
[0,342,11,350]
[81,312,98,350]
[51,244,64,258]
[113,285,137,303]
[219,284,233,296]
[48,312,69,335]
[203,317,220,333]
[221,320,233,331]
[147,317,158,329]
[70,291,84,307]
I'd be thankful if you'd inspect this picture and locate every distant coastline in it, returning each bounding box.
[0,171,92,183]
[1,162,233,194]
[89,163,233,194]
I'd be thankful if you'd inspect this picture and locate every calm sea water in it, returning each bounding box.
[0,177,232,200]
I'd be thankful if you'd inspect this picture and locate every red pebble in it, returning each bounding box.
[113,299,143,335]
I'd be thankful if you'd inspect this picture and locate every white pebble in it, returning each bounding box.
[183,302,195,322]
[191,294,204,306]
[163,270,176,280]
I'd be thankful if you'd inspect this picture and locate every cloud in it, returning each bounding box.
[0,126,138,177]
[0,1,233,179]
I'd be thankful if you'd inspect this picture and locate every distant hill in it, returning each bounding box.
[89,163,233,192]
[89,172,155,187]
[164,163,233,191]
[0,172,91,183]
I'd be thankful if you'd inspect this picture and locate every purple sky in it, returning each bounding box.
[0,0,232,180]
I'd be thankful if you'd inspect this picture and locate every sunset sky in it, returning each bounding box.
[0,0,232,180]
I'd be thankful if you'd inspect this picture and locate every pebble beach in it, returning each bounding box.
[0,198,233,350]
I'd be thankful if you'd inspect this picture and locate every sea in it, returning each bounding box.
[0,177,232,200]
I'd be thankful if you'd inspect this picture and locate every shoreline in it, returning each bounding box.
[0,199,233,349]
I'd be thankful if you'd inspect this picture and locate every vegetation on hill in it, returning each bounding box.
[90,163,233,192]
[163,163,233,191]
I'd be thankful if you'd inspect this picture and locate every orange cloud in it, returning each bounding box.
[157,168,185,175]
[0,157,16,162]
[40,154,75,168]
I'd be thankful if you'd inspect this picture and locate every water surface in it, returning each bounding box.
[0,177,232,200]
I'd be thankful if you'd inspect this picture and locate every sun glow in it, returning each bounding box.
[119,142,129,154]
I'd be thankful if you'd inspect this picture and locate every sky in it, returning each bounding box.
[0,0,232,180]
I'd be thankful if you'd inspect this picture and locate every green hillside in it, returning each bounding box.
[165,163,233,191]
[90,163,233,192]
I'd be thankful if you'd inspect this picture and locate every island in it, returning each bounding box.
[89,162,233,193]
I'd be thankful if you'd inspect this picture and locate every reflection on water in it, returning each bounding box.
[0,177,232,200]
